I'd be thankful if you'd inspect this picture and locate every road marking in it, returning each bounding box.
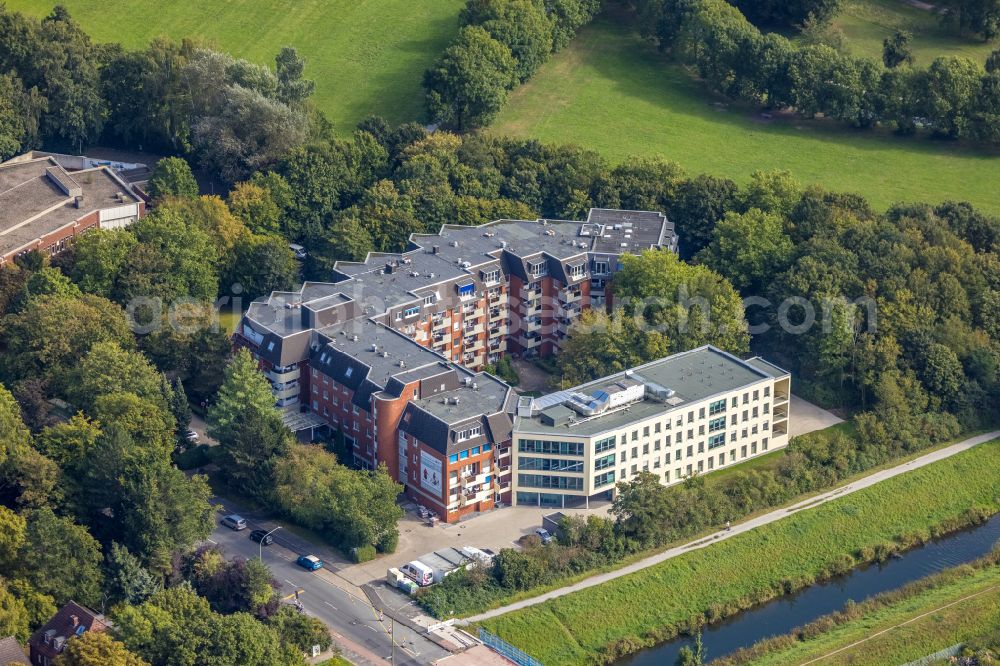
[324,601,338,611]
[206,539,217,545]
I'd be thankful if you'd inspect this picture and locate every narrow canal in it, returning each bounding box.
[615,512,1000,665]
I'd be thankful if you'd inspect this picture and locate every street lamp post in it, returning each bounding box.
[259,526,282,561]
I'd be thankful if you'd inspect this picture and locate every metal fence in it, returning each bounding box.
[479,628,544,666]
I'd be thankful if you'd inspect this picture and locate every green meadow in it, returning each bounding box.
[491,14,1000,213]
[479,439,1000,666]
[6,0,464,129]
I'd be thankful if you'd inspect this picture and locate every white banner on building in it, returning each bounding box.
[420,450,442,495]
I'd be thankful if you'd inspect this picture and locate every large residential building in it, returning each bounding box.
[236,209,790,522]
[511,346,791,509]
[0,154,145,266]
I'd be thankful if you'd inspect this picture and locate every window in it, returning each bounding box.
[620,451,626,462]
[752,442,758,454]
[458,283,476,298]
[675,450,682,462]
[655,422,661,433]
[423,293,437,306]
[654,440,661,451]
[449,454,458,463]
[643,426,650,437]
[686,445,693,458]
[753,390,759,400]
[344,366,353,379]
[518,474,582,491]
[742,410,749,422]
[698,407,705,419]
[592,260,610,275]
[267,340,275,351]
[519,439,585,456]
[697,460,704,472]
[666,434,672,446]
[471,446,480,455]
[483,443,492,452]
[642,443,649,455]
[707,457,714,470]
[709,399,726,415]
[482,269,501,284]
[709,417,726,432]
[687,412,694,423]
[528,260,547,276]
[752,406,759,418]
[520,457,584,472]
[631,430,638,441]
[743,392,749,404]
[741,445,747,458]
[631,447,638,459]
[456,426,482,441]
[676,468,682,479]
[594,471,615,487]
[698,425,705,435]
[594,454,616,471]
[764,421,770,431]
[595,436,615,453]
[620,435,627,445]
[567,263,586,279]
[762,437,769,450]
[765,386,771,397]
[708,434,725,449]
[731,397,738,408]
[631,464,638,474]
[764,402,770,414]
[698,442,705,453]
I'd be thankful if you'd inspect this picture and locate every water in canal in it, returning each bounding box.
[615,512,1000,665]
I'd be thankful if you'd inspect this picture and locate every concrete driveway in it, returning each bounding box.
[789,394,844,437]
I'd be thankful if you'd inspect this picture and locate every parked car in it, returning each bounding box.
[185,429,199,442]
[288,243,307,260]
[535,528,554,544]
[249,529,273,546]
[221,514,247,531]
[296,554,323,571]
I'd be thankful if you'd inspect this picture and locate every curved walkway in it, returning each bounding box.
[463,430,1000,624]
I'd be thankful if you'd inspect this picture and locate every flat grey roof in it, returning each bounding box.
[0,157,141,257]
[413,372,510,425]
[515,346,777,437]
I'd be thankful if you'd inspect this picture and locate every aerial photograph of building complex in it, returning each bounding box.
[0,0,997,664]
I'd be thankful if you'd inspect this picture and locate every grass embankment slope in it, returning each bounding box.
[826,0,997,65]
[744,563,1000,665]
[5,0,464,129]
[479,438,1000,666]
[491,14,1000,213]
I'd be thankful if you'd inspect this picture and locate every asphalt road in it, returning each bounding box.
[206,509,448,665]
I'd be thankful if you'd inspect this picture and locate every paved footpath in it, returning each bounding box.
[463,430,1000,624]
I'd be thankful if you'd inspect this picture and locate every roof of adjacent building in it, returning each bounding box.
[516,346,787,437]
[29,601,108,657]
[0,637,29,665]
[0,156,142,258]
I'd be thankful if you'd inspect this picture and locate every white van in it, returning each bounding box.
[400,561,434,587]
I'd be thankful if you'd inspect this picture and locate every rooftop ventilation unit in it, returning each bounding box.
[450,240,460,247]
[371,343,378,352]
[351,335,359,342]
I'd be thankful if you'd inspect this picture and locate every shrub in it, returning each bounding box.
[351,545,376,563]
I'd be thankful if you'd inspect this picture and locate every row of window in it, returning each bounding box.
[594,436,616,453]
[518,474,583,491]
[615,439,773,484]
[518,439,585,456]
[594,453,616,471]
[447,442,492,464]
[518,456,584,473]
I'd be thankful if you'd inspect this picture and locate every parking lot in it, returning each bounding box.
[337,500,611,586]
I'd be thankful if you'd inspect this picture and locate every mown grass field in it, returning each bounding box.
[5,0,464,129]
[491,15,1000,213]
[478,439,1000,666]
[825,0,998,65]
[749,563,1000,665]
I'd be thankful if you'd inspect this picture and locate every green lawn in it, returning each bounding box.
[6,0,463,129]
[490,15,1000,213]
[479,439,1000,666]
[824,0,998,65]
[749,564,1000,665]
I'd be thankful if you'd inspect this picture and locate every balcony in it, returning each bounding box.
[464,338,485,351]
[525,318,542,332]
[489,339,507,352]
[774,392,789,403]
[275,396,299,409]
[518,334,541,348]
[773,422,788,436]
[774,405,789,420]
[559,288,583,304]
[488,291,508,305]
[432,332,451,345]
[461,306,484,319]
[266,366,300,384]
[488,324,508,337]
[463,322,484,336]
[519,286,540,300]
[432,317,452,330]
[272,381,299,399]
[488,307,505,321]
